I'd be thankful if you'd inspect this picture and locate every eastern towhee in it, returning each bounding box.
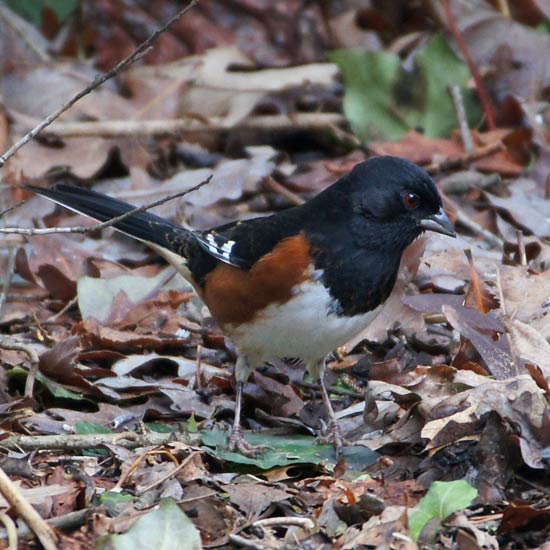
[27,156,455,456]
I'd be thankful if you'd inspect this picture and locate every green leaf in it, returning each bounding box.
[97,499,202,550]
[33,371,91,402]
[201,429,378,471]
[330,33,481,141]
[4,0,78,25]
[187,413,198,433]
[409,480,478,541]
[99,491,134,516]
[74,422,113,435]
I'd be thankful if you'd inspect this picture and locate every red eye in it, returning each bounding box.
[403,191,421,210]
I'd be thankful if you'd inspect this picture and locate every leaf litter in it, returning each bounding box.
[1,1,550,549]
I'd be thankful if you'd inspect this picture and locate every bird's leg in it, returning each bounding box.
[228,355,266,457]
[307,360,345,456]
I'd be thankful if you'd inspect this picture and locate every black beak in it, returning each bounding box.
[419,206,456,237]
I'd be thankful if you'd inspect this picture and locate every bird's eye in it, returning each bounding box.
[402,191,421,210]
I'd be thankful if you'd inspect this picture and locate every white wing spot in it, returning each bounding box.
[220,240,235,260]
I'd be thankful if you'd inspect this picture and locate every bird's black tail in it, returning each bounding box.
[26,183,190,252]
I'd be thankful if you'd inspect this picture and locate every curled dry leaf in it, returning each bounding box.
[422,376,550,469]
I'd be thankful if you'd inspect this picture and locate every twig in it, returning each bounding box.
[425,141,504,174]
[0,247,16,318]
[195,345,203,389]
[137,451,201,495]
[0,339,40,398]
[0,511,17,550]
[438,172,500,194]
[0,201,25,219]
[442,0,496,130]
[0,467,57,550]
[456,210,504,248]
[264,177,305,206]
[0,0,198,168]
[42,113,346,139]
[114,448,179,491]
[448,201,504,249]
[516,230,527,266]
[449,85,474,153]
[253,517,315,530]
[497,0,510,17]
[0,176,212,236]
[0,431,201,452]
[495,268,519,374]
[0,509,91,541]
[45,296,78,323]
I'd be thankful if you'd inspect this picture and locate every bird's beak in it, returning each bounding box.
[419,207,456,237]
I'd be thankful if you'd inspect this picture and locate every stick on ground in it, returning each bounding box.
[0,467,57,550]
[0,175,212,236]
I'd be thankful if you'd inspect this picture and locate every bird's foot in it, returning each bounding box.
[228,428,267,458]
[316,422,346,457]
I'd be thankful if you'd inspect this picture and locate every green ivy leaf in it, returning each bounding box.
[74,421,113,435]
[4,0,78,26]
[330,33,481,141]
[409,480,478,541]
[201,429,378,471]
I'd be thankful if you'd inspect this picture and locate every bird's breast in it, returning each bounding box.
[224,277,384,363]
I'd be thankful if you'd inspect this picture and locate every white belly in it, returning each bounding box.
[226,280,383,363]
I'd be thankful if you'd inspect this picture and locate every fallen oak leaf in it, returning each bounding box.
[443,304,517,379]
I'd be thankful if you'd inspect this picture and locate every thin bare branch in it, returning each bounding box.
[0,467,57,550]
[0,431,201,452]
[43,113,345,139]
[449,85,474,153]
[0,248,15,318]
[0,176,212,236]
[0,201,25,219]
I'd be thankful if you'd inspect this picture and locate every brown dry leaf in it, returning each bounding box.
[448,0,550,104]
[370,130,525,175]
[417,233,501,293]
[464,250,499,314]
[1,62,133,179]
[124,46,337,126]
[341,506,415,549]
[443,304,517,379]
[15,235,92,299]
[39,336,79,377]
[224,482,291,520]
[498,265,550,339]
[248,370,304,418]
[77,319,198,352]
[448,513,499,550]
[484,179,550,239]
[506,319,550,377]
[498,503,550,535]
[422,376,550,469]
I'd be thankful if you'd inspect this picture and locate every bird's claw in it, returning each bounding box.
[316,422,346,457]
[228,428,267,458]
